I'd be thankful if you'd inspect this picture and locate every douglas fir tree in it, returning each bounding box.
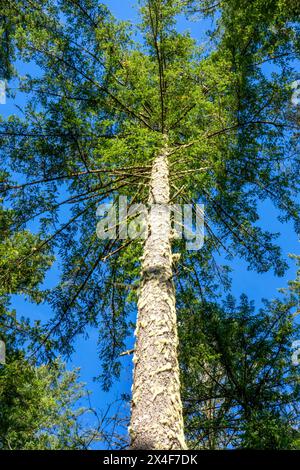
[0,0,299,449]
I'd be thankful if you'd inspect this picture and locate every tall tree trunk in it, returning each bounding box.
[129,140,187,450]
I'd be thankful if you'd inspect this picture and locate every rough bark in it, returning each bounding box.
[129,141,187,450]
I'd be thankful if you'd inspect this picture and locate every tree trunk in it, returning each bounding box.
[129,140,187,450]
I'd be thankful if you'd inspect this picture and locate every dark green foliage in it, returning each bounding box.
[0,204,103,450]
[179,293,300,449]
[0,357,101,450]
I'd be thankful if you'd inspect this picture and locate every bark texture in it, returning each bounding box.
[129,142,187,450]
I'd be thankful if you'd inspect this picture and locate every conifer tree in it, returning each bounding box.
[0,0,299,448]
[179,292,300,449]
[0,205,103,450]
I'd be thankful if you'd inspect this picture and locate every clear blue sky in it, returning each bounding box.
[2,0,299,449]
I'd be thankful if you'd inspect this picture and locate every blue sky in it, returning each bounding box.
[1,0,299,449]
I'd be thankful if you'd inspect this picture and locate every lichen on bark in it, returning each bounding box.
[130,140,187,450]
